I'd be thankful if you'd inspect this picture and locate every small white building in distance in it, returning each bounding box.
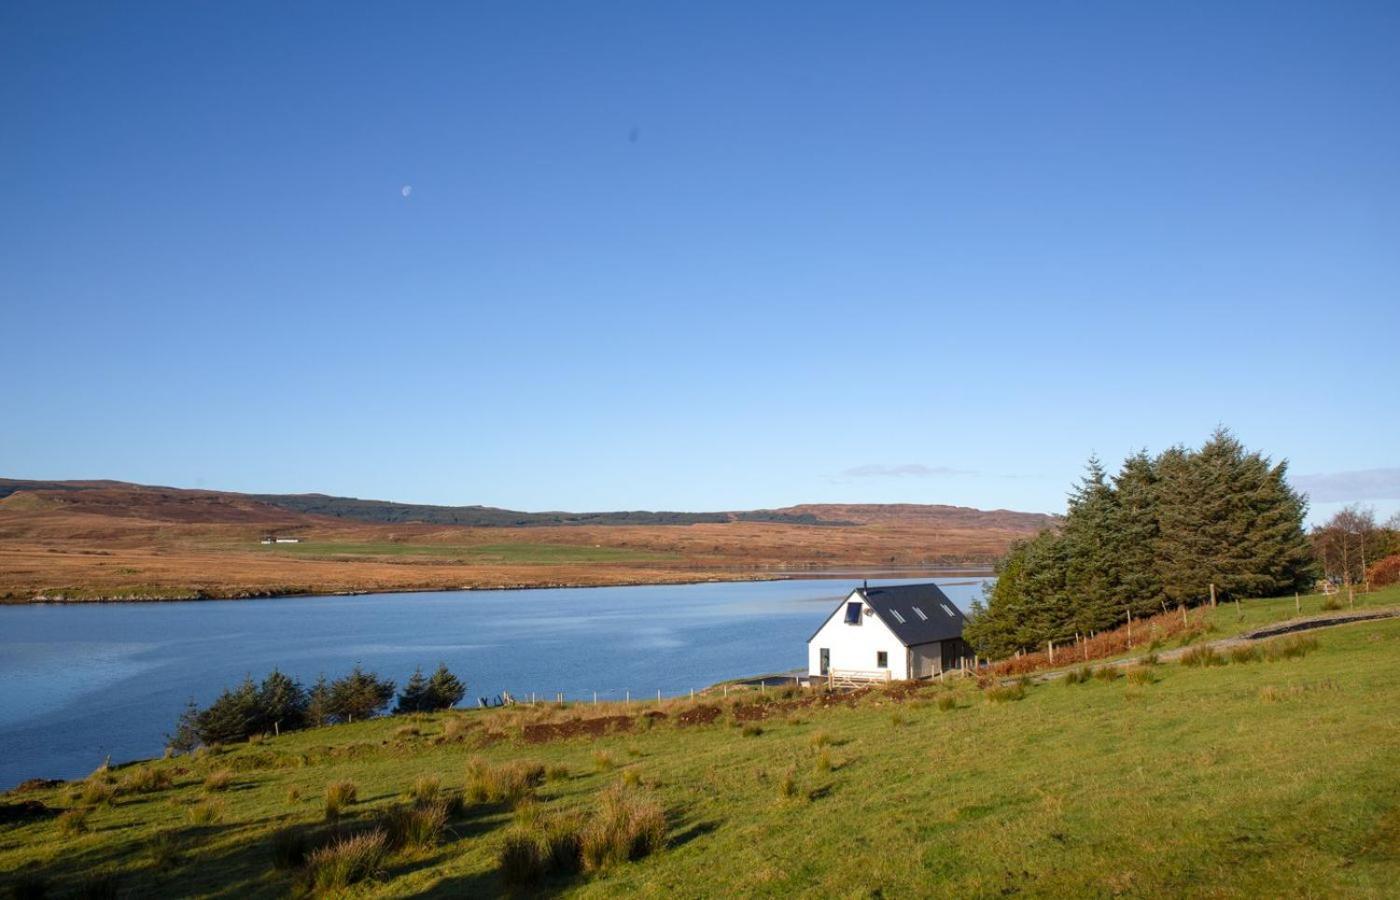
[807,583,972,682]
[260,536,302,544]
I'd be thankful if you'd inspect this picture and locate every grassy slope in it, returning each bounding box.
[3,605,1398,897]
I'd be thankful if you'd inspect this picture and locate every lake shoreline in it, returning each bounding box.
[2,566,994,605]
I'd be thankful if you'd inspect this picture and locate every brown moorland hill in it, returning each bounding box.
[0,479,1051,602]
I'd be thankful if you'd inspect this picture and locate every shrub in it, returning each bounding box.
[1093,666,1121,682]
[408,774,441,805]
[1367,554,1400,587]
[593,750,617,772]
[203,770,234,792]
[325,780,358,819]
[936,695,958,712]
[580,784,667,870]
[119,766,172,795]
[815,749,833,773]
[303,829,387,894]
[326,667,397,722]
[380,801,449,850]
[57,808,89,837]
[985,683,1025,703]
[1320,595,1344,611]
[270,828,309,869]
[187,800,224,826]
[741,723,763,737]
[1179,646,1226,667]
[1229,645,1261,664]
[170,670,309,749]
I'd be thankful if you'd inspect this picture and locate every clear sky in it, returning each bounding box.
[3,2,1397,522]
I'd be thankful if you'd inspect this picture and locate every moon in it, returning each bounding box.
[401,185,412,198]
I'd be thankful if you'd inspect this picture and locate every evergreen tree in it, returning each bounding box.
[1108,450,1166,617]
[1061,456,1120,634]
[194,676,261,745]
[395,667,433,714]
[965,429,1313,659]
[327,666,396,722]
[306,674,332,727]
[426,663,466,710]
[167,698,202,753]
[255,670,308,733]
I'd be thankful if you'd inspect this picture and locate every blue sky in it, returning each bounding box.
[3,2,1397,522]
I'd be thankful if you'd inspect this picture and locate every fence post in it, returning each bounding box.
[1048,640,1054,664]
[593,691,597,707]
[1210,582,1217,608]
[1295,592,1300,614]
[625,690,630,709]
[657,689,662,704]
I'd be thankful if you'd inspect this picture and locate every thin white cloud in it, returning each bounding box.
[840,464,977,478]
[1292,467,1400,502]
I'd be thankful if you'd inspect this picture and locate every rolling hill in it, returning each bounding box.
[0,478,1057,602]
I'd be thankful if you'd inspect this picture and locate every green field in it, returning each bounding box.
[3,592,1398,898]
[255,541,679,565]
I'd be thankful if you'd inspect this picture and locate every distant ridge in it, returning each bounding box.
[0,478,1057,531]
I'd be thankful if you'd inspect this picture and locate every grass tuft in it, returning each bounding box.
[985,683,1026,703]
[580,784,667,870]
[1179,646,1226,667]
[1093,666,1122,682]
[303,829,387,894]
[186,799,224,826]
[324,780,358,820]
[119,766,173,795]
[202,769,234,792]
[379,800,449,850]
[407,774,441,805]
[57,808,89,837]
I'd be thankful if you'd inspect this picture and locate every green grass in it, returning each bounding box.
[254,540,679,565]
[3,617,1399,897]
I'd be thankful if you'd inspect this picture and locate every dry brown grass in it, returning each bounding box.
[0,483,1025,601]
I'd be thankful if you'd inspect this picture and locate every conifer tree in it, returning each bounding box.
[426,663,466,710]
[306,674,332,727]
[255,670,308,733]
[1108,450,1165,616]
[327,666,396,722]
[395,667,432,714]
[1062,456,1120,634]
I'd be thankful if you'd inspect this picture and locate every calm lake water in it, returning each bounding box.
[0,576,988,789]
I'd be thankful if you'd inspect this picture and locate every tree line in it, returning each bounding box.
[965,429,1315,659]
[1310,504,1400,587]
[169,663,466,750]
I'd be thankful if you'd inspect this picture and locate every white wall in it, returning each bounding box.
[807,590,910,679]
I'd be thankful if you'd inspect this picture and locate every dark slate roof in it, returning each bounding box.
[858,583,966,646]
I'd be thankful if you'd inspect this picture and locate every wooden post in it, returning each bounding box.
[274,721,280,737]
[1210,583,1217,608]
[1048,640,1055,664]
[625,690,630,708]
[1234,595,1241,618]
[1126,609,1133,647]
[1181,605,1188,628]
[690,688,694,701]
[593,691,597,706]
[1295,592,1300,614]
[657,689,662,704]
[724,684,728,698]
[1349,585,1355,609]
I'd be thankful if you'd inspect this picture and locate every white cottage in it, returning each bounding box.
[807,583,972,682]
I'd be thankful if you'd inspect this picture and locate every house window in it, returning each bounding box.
[876,651,888,669]
[844,602,862,625]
